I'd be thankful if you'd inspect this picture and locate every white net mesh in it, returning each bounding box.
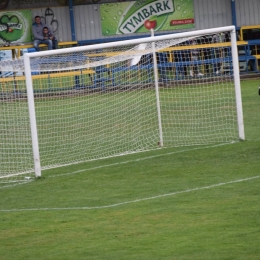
[0,30,241,182]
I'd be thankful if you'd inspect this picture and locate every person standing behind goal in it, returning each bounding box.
[189,39,204,77]
[212,33,223,74]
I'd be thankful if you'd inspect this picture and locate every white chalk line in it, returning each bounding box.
[48,142,235,178]
[1,174,259,213]
[0,142,237,190]
[0,180,34,189]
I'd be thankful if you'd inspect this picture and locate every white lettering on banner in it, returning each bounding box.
[119,0,174,34]
[0,23,22,31]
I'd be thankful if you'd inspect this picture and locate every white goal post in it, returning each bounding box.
[0,25,244,182]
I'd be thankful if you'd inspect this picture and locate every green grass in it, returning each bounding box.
[0,78,260,259]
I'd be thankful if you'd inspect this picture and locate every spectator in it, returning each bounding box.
[212,33,222,74]
[157,52,168,81]
[190,39,204,77]
[32,16,53,51]
[200,36,211,74]
[174,42,189,78]
[43,26,58,49]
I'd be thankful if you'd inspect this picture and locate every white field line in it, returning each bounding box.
[1,175,259,213]
[0,142,236,190]
[0,180,33,189]
[48,142,235,178]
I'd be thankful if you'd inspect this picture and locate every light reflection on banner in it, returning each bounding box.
[101,0,194,36]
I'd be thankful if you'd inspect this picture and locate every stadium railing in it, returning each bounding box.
[1,40,258,93]
[0,41,78,60]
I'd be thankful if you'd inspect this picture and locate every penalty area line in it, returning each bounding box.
[1,174,259,213]
[0,142,238,190]
[0,180,34,190]
[49,142,237,178]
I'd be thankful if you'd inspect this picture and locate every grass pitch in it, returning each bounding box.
[0,79,260,259]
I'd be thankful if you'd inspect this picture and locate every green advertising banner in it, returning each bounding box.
[0,10,32,45]
[100,0,194,36]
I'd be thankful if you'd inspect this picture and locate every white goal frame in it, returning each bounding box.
[21,25,244,178]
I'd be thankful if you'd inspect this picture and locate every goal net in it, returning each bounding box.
[0,26,244,183]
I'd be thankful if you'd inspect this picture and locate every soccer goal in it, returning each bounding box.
[0,25,244,182]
